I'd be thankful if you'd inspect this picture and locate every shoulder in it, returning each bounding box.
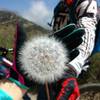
[74,0,97,18]
[75,0,97,5]
[75,0,97,14]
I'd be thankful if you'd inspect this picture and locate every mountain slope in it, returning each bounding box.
[0,10,49,48]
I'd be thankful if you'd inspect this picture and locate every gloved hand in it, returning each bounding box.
[56,68,80,100]
[50,24,85,60]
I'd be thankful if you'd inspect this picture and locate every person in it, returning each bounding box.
[51,0,98,100]
[0,0,97,99]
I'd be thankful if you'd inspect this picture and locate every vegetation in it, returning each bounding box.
[0,10,48,47]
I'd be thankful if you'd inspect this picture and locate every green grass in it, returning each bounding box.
[0,24,15,48]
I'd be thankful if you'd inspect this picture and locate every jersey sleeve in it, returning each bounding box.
[68,0,98,75]
[76,0,97,57]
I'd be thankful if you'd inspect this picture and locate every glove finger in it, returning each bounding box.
[66,38,83,51]
[62,28,84,43]
[51,24,76,39]
[69,49,79,61]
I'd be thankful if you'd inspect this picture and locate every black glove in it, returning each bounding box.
[50,24,85,60]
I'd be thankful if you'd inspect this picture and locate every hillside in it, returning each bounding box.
[0,10,49,48]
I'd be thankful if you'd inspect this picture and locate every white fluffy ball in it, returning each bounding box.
[19,35,69,84]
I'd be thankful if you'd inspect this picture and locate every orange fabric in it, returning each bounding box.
[65,0,73,6]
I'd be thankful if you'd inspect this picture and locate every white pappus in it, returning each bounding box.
[19,35,69,84]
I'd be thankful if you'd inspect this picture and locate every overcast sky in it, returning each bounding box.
[0,0,100,29]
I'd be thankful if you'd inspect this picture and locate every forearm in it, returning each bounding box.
[78,18,96,56]
[69,0,97,75]
[77,0,97,56]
